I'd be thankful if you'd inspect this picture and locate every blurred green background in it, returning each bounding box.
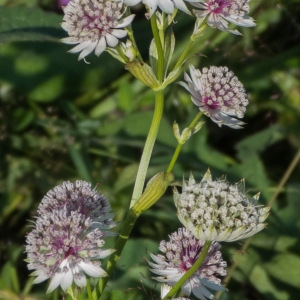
[0,0,300,299]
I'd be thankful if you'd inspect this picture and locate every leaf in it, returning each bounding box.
[114,163,139,192]
[250,264,289,300]
[0,7,64,43]
[264,253,300,288]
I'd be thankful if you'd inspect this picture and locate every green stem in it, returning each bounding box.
[173,20,207,71]
[130,90,164,207]
[166,112,203,174]
[150,13,164,83]
[97,12,166,298]
[98,210,138,297]
[163,241,212,299]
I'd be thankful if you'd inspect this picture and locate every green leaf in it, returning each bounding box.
[0,7,64,43]
[250,264,289,300]
[114,163,139,192]
[264,253,300,288]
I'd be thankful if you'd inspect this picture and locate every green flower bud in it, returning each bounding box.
[131,171,174,216]
[125,61,161,90]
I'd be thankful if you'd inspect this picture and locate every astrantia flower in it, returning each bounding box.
[26,207,114,293]
[191,0,255,35]
[124,0,194,17]
[37,180,116,234]
[161,284,190,299]
[179,65,249,129]
[61,0,135,61]
[174,170,270,242]
[149,228,227,299]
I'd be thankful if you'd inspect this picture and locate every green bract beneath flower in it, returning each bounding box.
[61,0,135,61]
[174,170,270,242]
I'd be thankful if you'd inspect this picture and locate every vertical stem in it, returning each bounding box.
[130,90,164,207]
[150,13,164,83]
[98,210,138,296]
[163,241,212,299]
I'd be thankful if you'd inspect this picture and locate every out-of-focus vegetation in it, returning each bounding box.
[0,0,300,299]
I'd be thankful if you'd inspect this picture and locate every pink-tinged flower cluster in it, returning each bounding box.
[180,65,249,129]
[25,180,116,293]
[191,0,255,34]
[149,228,227,299]
[61,0,135,61]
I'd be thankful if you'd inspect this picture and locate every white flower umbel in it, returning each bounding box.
[174,170,270,242]
[149,228,227,300]
[37,180,116,235]
[124,0,196,17]
[25,207,115,293]
[191,0,255,35]
[179,65,249,129]
[61,0,135,60]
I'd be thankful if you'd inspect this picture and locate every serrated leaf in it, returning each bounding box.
[0,7,64,43]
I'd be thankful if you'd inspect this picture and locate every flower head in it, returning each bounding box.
[124,0,193,17]
[180,65,249,129]
[191,0,255,35]
[61,0,135,61]
[37,180,116,234]
[26,207,114,293]
[174,170,270,242]
[149,228,227,299]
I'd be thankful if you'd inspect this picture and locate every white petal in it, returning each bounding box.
[69,40,94,54]
[115,14,135,28]
[124,0,141,5]
[61,37,79,45]
[77,40,98,60]
[158,0,174,14]
[47,273,63,293]
[78,261,107,277]
[111,29,128,39]
[95,37,107,56]
[97,248,115,259]
[174,0,190,14]
[72,265,87,288]
[60,267,73,291]
[106,33,119,47]
[144,0,158,17]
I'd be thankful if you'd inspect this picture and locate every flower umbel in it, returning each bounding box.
[174,170,270,242]
[26,208,114,293]
[179,65,249,129]
[61,0,135,61]
[25,181,116,292]
[149,228,227,299]
[37,180,116,234]
[191,0,255,35]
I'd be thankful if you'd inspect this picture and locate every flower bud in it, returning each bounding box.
[125,61,161,90]
[131,171,174,215]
